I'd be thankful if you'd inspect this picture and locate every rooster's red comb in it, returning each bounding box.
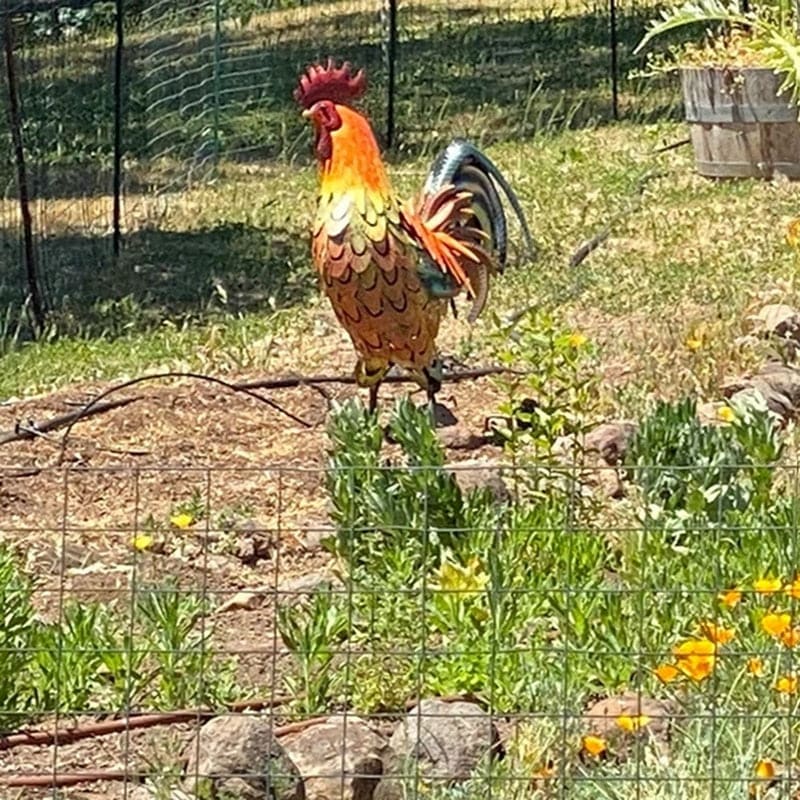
[294,58,367,109]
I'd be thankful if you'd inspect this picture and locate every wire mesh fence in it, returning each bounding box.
[1,404,799,798]
[0,0,679,341]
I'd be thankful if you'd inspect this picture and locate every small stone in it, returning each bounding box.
[232,519,273,565]
[215,587,268,614]
[281,716,388,800]
[437,424,488,451]
[583,421,638,466]
[752,303,800,342]
[278,570,339,602]
[182,715,304,800]
[447,459,510,503]
[431,402,458,428]
[374,699,502,800]
[293,519,335,552]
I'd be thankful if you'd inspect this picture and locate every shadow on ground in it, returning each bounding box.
[0,221,315,338]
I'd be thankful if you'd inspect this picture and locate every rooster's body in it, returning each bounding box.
[296,60,534,411]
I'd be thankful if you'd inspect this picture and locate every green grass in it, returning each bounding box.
[2,119,798,411]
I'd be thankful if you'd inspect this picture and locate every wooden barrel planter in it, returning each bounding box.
[681,66,800,179]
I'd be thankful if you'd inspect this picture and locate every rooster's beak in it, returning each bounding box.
[301,108,313,120]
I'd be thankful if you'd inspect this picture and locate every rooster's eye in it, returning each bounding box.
[317,102,341,131]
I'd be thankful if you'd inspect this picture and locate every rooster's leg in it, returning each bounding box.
[422,364,443,425]
[368,383,379,414]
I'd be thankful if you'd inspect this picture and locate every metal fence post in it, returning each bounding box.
[213,0,222,168]
[2,7,45,334]
[112,0,124,259]
[383,0,397,149]
[610,0,619,120]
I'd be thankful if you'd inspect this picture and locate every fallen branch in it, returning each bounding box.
[1,715,331,789]
[568,168,665,269]
[0,366,523,455]
[653,137,690,154]
[234,365,525,391]
[0,396,141,446]
[2,770,142,788]
[0,695,291,752]
[52,371,315,463]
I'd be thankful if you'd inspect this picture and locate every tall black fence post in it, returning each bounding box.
[2,9,45,335]
[112,0,124,258]
[213,0,222,168]
[610,0,619,120]
[383,0,397,149]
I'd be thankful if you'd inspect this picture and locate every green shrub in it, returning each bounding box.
[626,394,782,521]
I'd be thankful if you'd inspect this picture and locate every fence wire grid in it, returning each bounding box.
[1,452,799,798]
[0,0,679,340]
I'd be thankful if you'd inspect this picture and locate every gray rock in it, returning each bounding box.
[731,382,794,419]
[722,362,800,421]
[293,519,336,552]
[753,303,800,344]
[583,421,637,466]
[437,424,488,452]
[447,459,510,503]
[374,699,502,800]
[278,570,340,603]
[183,715,305,800]
[281,716,387,800]
[758,361,800,406]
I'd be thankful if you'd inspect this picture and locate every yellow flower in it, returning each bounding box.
[432,555,489,598]
[685,335,703,352]
[654,663,680,683]
[787,218,800,248]
[132,533,153,551]
[781,627,800,648]
[785,577,800,599]
[775,674,798,694]
[761,612,791,638]
[747,657,765,677]
[582,734,607,757]
[567,332,588,348]
[717,406,736,423]
[698,621,735,645]
[170,512,194,529]
[673,638,717,682]
[616,714,650,734]
[718,588,742,608]
[754,577,783,595]
[755,759,776,780]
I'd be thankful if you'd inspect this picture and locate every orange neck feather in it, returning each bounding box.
[319,105,392,195]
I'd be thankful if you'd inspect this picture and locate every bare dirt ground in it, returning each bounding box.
[0,325,508,796]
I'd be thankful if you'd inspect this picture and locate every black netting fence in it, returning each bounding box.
[0,0,679,341]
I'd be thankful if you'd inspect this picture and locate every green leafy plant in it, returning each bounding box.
[0,548,235,727]
[325,397,466,574]
[626,393,782,521]
[277,585,349,715]
[489,308,601,454]
[135,582,235,709]
[635,0,800,106]
[0,547,39,728]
